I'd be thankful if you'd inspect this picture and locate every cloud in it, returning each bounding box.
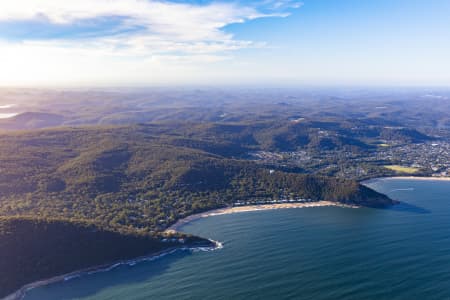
[0,0,301,86]
[0,0,296,56]
[259,0,304,10]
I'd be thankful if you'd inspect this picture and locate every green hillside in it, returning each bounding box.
[0,124,394,233]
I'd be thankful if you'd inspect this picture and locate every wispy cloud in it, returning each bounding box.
[0,0,302,86]
[0,0,298,56]
[259,0,303,10]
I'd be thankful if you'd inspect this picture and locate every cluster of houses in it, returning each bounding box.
[233,198,314,207]
[161,237,186,244]
[376,141,450,177]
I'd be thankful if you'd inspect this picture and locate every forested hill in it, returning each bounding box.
[0,217,212,299]
[0,124,394,234]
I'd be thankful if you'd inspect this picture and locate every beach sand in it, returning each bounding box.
[373,176,450,182]
[166,201,358,233]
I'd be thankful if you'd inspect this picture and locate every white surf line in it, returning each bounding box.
[390,188,415,192]
[3,241,222,300]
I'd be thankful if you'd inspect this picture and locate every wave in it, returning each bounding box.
[390,188,415,192]
[7,241,223,300]
[81,241,223,277]
[63,274,81,281]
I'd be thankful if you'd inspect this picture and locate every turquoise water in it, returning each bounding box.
[25,179,450,300]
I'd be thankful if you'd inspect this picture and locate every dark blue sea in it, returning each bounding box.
[25,178,450,300]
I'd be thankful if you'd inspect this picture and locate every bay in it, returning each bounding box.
[25,178,450,300]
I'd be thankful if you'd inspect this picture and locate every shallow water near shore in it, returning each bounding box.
[24,178,450,300]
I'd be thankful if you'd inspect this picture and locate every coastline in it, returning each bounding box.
[3,241,221,300]
[8,177,438,300]
[2,200,362,300]
[166,201,359,233]
[363,176,450,184]
[164,175,450,233]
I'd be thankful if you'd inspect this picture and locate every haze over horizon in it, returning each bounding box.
[0,0,449,87]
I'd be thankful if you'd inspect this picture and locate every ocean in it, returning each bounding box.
[24,178,450,300]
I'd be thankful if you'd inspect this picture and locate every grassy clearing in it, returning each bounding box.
[384,165,419,174]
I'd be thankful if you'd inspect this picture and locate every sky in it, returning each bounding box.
[0,0,449,87]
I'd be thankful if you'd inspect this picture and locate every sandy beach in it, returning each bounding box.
[166,201,359,233]
[370,176,450,182]
[392,176,450,181]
